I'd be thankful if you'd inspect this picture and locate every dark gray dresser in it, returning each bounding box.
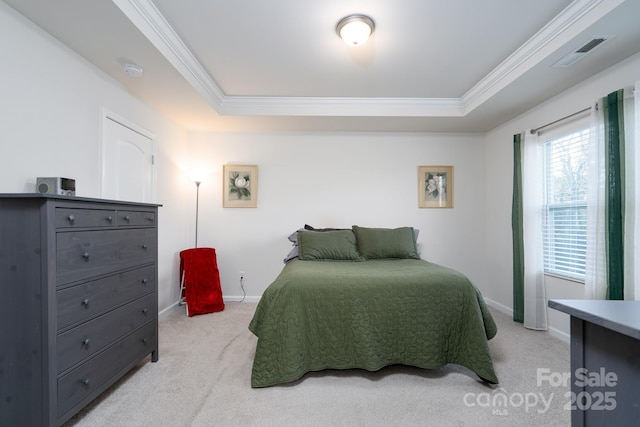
[0,194,160,426]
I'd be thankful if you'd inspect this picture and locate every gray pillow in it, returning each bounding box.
[352,226,420,259]
[283,246,299,263]
[297,230,361,261]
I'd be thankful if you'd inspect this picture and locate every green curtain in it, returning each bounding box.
[512,133,524,322]
[602,90,625,300]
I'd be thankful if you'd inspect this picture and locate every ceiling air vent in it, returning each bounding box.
[551,36,612,68]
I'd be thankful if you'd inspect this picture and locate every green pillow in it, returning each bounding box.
[352,226,420,259]
[297,230,361,260]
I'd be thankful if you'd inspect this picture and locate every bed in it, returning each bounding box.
[248,225,498,388]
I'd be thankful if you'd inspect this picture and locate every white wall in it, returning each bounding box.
[484,52,640,339]
[0,3,490,314]
[188,132,489,300]
[0,4,190,312]
[0,3,491,315]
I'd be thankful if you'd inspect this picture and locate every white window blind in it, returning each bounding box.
[542,128,590,281]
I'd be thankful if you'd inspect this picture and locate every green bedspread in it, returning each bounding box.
[248,259,498,388]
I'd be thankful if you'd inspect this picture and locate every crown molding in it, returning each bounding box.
[219,96,464,117]
[114,0,622,118]
[112,0,225,107]
[461,0,624,112]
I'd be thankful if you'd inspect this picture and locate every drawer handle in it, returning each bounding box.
[81,252,90,260]
[147,217,154,222]
[141,278,148,284]
[142,308,148,315]
[124,215,131,221]
[141,338,148,345]
[142,244,148,250]
[67,214,75,222]
[81,378,90,386]
[82,338,90,346]
[106,215,113,222]
[81,298,90,306]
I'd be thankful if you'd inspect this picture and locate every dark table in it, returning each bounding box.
[548,299,640,426]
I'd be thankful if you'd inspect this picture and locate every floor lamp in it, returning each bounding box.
[194,179,201,248]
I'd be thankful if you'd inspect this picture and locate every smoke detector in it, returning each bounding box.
[122,63,143,77]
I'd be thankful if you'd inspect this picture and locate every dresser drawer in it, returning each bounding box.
[117,210,156,227]
[57,265,155,330]
[57,321,157,419]
[56,208,116,228]
[56,228,157,284]
[57,293,157,373]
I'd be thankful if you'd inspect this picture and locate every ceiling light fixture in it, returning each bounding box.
[336,14,375,46]
[122,63,143,77]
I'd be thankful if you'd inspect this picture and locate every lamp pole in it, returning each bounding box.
[194,180,201,248]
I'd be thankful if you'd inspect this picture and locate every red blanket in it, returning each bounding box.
[179,248,225,316]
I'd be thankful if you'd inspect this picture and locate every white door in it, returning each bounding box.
[102,113,156,202]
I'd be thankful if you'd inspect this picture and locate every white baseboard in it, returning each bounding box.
[547,326,570,343]
[484,298,513,316]
[224,296,261,303]
[159,301,180,318]
[158,297,260,320]
[484,298,569,344]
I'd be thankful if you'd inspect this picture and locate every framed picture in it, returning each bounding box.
[223,164,258,208]
[418,165,454,208]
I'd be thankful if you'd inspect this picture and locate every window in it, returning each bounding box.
[541,126,590,281]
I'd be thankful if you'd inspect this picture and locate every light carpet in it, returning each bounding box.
[64,302,570,427]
